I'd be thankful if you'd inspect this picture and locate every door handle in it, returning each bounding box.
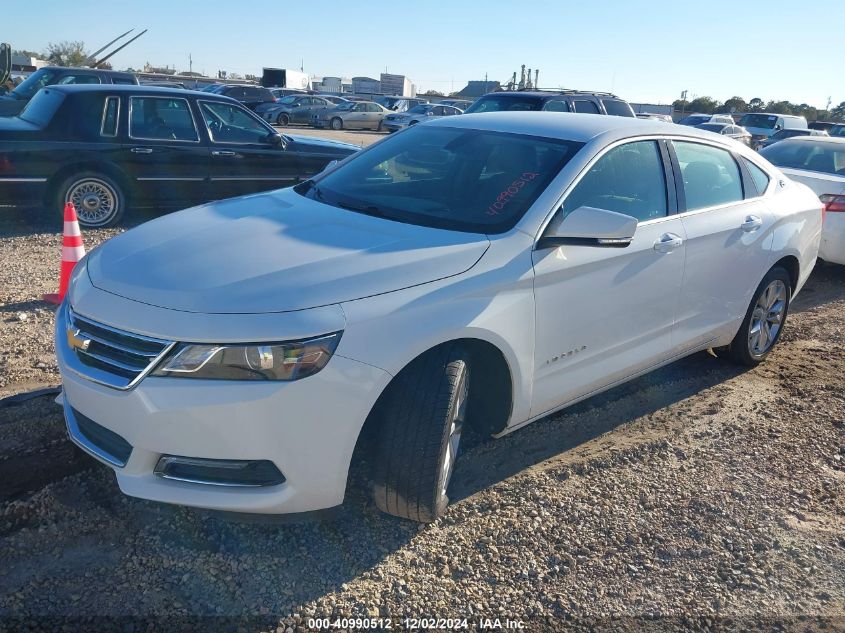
[653,233,683,253]
[741,215,763,232]
[130,147,153,154]
[211,150,237,156]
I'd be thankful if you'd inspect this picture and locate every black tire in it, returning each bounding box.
[276,113,290,126]
[372,345,471,522]
[723,266,792,366]
[330,117,343,131]
[56,171,126,228]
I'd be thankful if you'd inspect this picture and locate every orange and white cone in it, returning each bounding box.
[43,203,86,305]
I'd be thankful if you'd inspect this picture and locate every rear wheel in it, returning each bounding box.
[722,266,791,366]
[372,345,470,522]
[330,117,343,131]
[276,113,290,126]
[56,172,126,228]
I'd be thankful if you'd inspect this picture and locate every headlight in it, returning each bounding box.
[151,333,342,381]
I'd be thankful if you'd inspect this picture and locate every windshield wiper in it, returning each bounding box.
[337,201,390,219]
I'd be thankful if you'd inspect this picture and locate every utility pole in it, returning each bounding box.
[189,53,192,76]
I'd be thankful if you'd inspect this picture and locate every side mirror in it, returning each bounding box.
[267,133,286,148]
[538,206,638,249]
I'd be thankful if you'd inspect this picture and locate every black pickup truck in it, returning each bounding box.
[0,84,359,227]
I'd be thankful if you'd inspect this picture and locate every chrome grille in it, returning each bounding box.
[66,307,174,390]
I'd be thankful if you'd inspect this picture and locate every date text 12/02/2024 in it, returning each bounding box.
[306,617,526,629]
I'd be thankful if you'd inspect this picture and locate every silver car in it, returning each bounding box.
[695,122,753,146]
[312,101,390,131]
[382,104,463,132]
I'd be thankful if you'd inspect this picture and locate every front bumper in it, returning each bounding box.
[382,119,407,132]
[56,300,391,514]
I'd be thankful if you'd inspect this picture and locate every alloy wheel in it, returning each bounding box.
[748,279,787,358]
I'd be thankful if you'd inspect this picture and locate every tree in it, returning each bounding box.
[12,49,41,60]
[719,96,747,113]
[687,96,719,114]
[672,98,690,112]
[765,100,794,115]
[748,98,764,112]
[43,41,89,67]
[244,74,259,82]
[831,101,845,121]
[422,89,444,96]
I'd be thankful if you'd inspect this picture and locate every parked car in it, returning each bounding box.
[737,113,808,146]
[376,96,428,112]
[269,87,308,100]
[312,100,390,130]
[756,128,828,150]
[830,124,845,138]
[809,121,840,132]
[205,84,275,111]
[0,66,137,116]
[315,94,351,105]
[260,95,335,126]
[382,103,463,132]
[56,113,820,522]
[695,122,752,146]
[439,99,473,110]
[463,90,635,117]
[677,113,734,126]
[0,84,359,227]
[760,137,845,264]
[140,80,187,89]
[636,113,673,123]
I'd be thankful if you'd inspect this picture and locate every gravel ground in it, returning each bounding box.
[1,202,844,631]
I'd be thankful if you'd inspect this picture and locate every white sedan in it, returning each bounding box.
[760,136,845,265]
[57,113,821,522]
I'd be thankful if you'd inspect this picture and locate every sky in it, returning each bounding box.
[6,0,841,109]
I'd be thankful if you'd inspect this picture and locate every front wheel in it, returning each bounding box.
[723,266,791,366]
[56,172,126,228]
[372,345,470,522]
[330,117,343,131]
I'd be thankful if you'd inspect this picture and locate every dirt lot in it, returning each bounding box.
[1,194,844,630]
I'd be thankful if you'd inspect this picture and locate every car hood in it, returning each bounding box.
[284,134,359,152]
[87,188,490,314]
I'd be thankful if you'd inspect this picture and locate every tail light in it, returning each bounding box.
[820,194,845,213]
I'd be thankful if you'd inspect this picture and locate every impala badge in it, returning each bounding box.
[67,328,91,352]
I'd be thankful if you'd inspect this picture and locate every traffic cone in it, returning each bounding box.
[43,203,85,305]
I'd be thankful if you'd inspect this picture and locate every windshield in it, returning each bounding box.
[17,88,65,126]
[832,126,845,138]
[296,125,583,234]
[407,105,430,114]
[761,142,845,176]
[679,115,709,125]
[738,114,778,129]
[12,68,60,100]
[463,96,543,114]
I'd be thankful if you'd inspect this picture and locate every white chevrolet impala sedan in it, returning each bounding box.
[57,113,822,522]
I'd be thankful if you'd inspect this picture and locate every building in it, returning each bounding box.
[455,80,502,98]
[11,53,47,74]
[312,76,351,94]
[380,73,415,97]
[351,76,380,94]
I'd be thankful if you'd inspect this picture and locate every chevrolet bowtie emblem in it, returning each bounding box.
[67,328,91,352]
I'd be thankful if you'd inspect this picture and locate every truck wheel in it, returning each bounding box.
[330,117,343,130]
[372,345,470,522]
[56,172,126,228]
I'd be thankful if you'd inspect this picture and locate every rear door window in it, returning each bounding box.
[572,100,600,114]
[562,140,668,222]
[101,97,119,137]
[543,100,570,112]
[602,99,634,117]
[673,141,743,210]
[129,96,199,141]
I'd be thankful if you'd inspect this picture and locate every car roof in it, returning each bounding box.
[774,136,845,146]
[44,83,242,104]
[38,65,133,75]
[480,90,620,100]
[429,111,727,144]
